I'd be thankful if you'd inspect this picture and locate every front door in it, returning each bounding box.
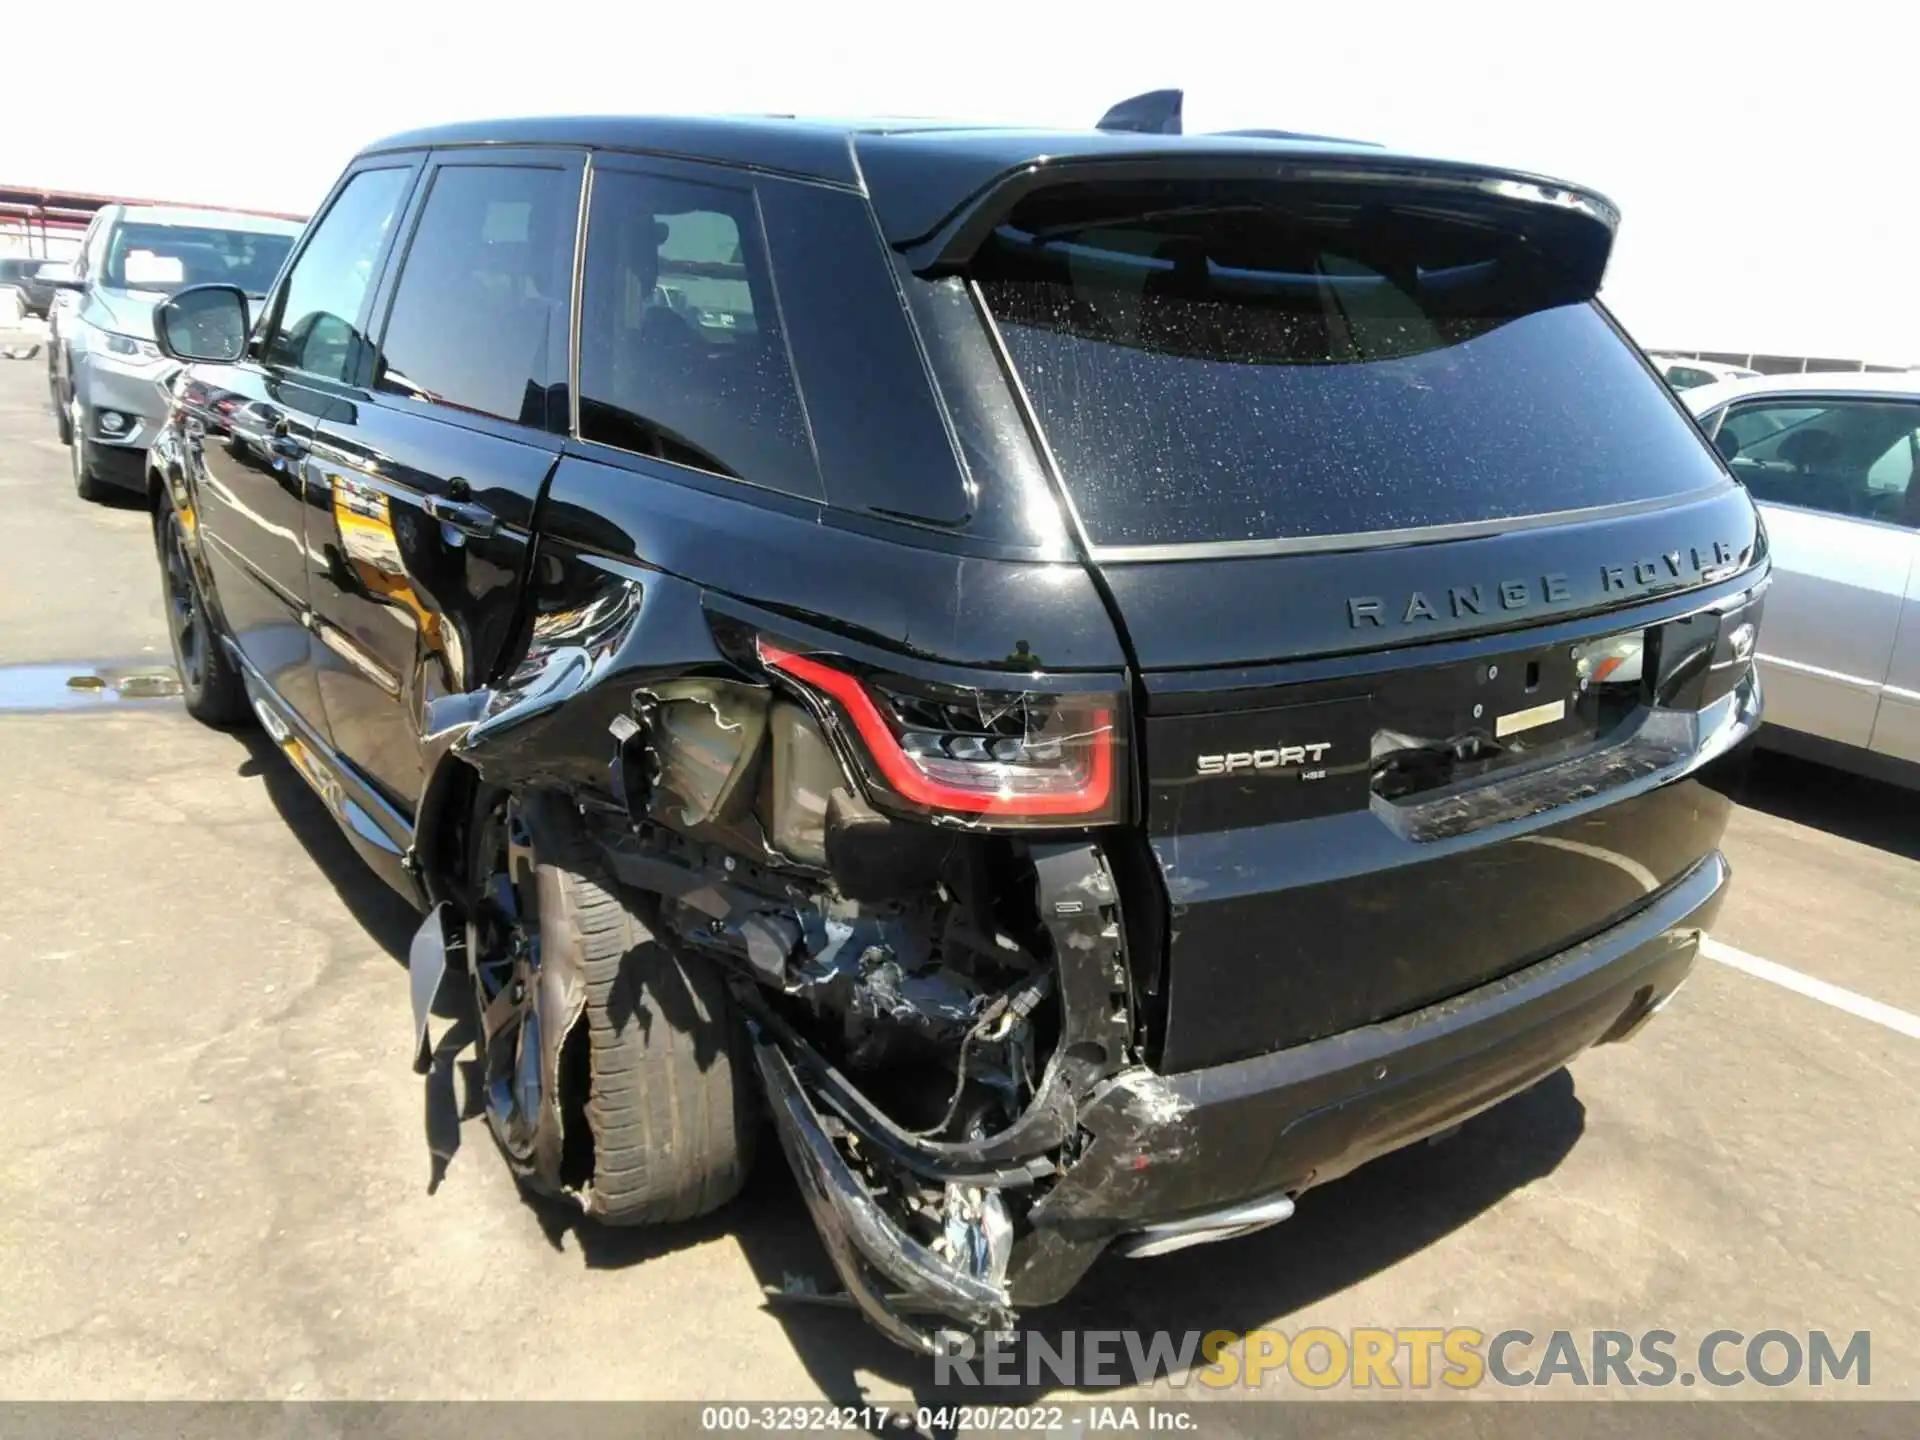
[181,364,335,732]
[192,160,421,738]
[305,151,582,815]
[1714,394,1920,747]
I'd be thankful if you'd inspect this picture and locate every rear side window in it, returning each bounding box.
[578,170,819,500]
[376,163,577,427]
[972,180,1730,550]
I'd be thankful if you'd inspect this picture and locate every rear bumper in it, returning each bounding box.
[1012,847,1727,1303]
[760,847,1726,1342]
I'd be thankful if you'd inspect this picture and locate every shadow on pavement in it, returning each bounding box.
[1740,748,1920,861]
[219,716,1587,1414]
[520,1065,1586,1415]
[229,725,420,964]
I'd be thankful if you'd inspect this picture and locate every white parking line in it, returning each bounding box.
[1701,938,1920,1040]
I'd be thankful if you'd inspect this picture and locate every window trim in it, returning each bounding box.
[359,146,587,438]
[256,155,426,387]
[1710,392,1920,534]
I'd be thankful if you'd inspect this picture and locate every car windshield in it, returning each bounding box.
[103,222,295,295]
[972,180,1731,549]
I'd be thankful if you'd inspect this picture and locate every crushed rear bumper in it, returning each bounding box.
[761,848,1726,1340]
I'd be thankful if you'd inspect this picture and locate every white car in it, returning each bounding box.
[1682,371,1920,784]
[1648,355,1759,391]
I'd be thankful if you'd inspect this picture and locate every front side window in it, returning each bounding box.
[1719,398,1920,527]
[102,222,295,295]
[267,167,412,382]
[972,179,1730,549]
[577,170,817,498]
[375,164,577,427]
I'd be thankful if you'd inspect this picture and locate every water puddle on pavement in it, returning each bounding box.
[0,661,183,712]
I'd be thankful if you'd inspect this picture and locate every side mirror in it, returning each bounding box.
[155,284,251,364]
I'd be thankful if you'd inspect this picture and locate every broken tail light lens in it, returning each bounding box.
[757,639,1124,826]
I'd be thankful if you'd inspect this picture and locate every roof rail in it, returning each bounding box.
[1214,127,1383,147]
[1095,89,1183,136]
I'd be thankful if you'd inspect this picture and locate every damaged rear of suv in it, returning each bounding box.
[144,101,1764,1353]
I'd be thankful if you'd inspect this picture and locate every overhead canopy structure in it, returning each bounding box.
[0,183,305,257]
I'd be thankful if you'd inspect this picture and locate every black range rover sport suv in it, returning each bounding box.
[143,104,1766,1352]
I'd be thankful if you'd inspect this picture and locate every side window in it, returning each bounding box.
[1720,399,1920,527]
[266,167,412,381]
[375,164,577,427]
[578,170,819,499]
[80,214,110,283]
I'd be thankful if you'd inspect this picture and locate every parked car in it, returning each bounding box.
[144,109,1766,1352]
[20,258,73,320]
[48,204,301,501]
[1682,372,1919,785]
[0,256,63,319]
[1648,354,1760,391]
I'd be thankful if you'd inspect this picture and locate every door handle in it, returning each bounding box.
[423,494,498,538]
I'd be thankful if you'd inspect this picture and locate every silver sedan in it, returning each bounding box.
[1682,371,1920,784]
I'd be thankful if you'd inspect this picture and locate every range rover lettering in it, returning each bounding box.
[141,97,1766,1353]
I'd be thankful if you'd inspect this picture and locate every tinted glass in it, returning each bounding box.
[102,222,294,294]
[578,171,817,499]
[974,182,1730,549]
[267,168,411,382]
[376,164,576,427]
[1720,398,1920,527]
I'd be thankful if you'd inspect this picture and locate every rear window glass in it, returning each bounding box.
[973,181,1729,550]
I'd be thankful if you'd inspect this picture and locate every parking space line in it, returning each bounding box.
[1702,937,1920,1040]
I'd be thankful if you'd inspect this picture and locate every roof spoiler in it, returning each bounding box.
[884,154,1621,290]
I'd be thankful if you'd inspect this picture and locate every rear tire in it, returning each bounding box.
[154,484,248,725]
[470,790,753,1225]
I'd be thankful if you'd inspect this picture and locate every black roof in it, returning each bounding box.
[357,115,1618,267]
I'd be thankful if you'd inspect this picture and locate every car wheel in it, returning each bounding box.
[69,399,112,503]
[155,486,248,725]
[52,374,72,445]
[466,787,753,1224]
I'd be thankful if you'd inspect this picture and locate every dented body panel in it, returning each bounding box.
[143,110,1771,1354]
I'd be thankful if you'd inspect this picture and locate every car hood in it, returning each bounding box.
[88,284,272,343]
[88,287,171,342]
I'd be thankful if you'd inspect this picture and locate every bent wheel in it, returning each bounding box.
[466,788,754,1224]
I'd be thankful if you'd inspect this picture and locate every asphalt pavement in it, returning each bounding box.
[0,357,1914,1406]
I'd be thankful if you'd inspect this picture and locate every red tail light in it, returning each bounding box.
[756,639,1123,825]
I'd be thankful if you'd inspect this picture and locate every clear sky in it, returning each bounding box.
[5,0,1914,363]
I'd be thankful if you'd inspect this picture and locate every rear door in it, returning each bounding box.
[304,148,581,815]
[1707,394,1920,747]
[965,173,1764,1071]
